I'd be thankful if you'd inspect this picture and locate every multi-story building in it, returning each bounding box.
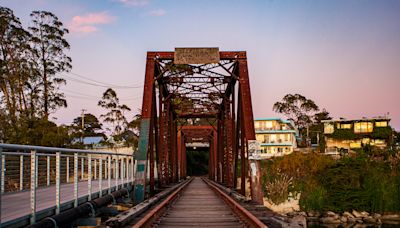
[254,118,298,158]
[322,117,392,152]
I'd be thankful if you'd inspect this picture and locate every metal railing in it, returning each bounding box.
[0,143,135,226]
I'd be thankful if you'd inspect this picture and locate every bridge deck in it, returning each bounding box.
[1,179,130,223]
[155,177,244,227]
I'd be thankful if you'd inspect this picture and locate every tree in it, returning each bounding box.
[0,7,32,121]
[98,88,131,138]
[273,94,320,129]
[72,113,103,137]
[273,94,330,147]
[29,11,71,118]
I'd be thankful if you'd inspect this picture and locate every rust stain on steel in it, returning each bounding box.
[174,47,220,64]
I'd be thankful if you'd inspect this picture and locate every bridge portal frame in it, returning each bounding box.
[134,50,263,204]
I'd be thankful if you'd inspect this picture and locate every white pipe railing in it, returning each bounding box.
[0,143,135,225]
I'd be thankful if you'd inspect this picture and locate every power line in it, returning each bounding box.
[68,71,143,87]
[62,73,143,89]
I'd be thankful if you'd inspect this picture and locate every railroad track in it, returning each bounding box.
[122,177,266,228]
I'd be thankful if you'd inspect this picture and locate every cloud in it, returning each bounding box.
[68,12,116,34]
[148,9,166,17]
[114,0,149,7]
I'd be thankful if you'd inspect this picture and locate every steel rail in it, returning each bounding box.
[202,178,267,228]
[131,178,193,228]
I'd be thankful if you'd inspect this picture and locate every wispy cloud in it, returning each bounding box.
[114,0,149,7]
[148,9,166,17]
[68,12,116,34]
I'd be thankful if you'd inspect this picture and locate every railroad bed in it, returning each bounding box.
[154,177,243,227]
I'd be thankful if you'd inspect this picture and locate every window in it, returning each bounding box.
[324,123,334,134]
[256,134,264,143]
[350,141,362,148]
[354,122,373,133]
[375,121,388,127]
[338,123,352,129]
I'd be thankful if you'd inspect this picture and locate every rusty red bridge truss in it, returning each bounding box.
[134,48,263,204]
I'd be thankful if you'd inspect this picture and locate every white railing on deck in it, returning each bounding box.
[0,143,135,225]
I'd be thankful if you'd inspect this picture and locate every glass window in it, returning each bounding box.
[350,141,362,148]
[255,121,260,130]
[354,122,373,133]
[324,123,334,134]
[375,121,388,127]
[340,123,352,129]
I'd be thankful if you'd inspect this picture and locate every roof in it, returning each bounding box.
[254,117,292,124]
[72,136,104,145]
[321,117,390,123]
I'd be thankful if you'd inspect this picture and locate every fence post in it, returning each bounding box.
[30,150,36,224]
[120,157,124,188]
[55,152,61,214]
[1,154,5,193]
[108,156,111,194]
[88,154,92,201]
[99,157,103,197]
[115,156,119,190]
[47,156,50,186]
[94,159,97,180]
[20,155,24,191]
[66,156,70,183]
[0,147,2,228]
[81,157,84,179]
[74,153,78,207]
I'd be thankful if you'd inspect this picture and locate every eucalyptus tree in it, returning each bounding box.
[0,7,31,120]
[29,11,71,118]
[98,88,131,138]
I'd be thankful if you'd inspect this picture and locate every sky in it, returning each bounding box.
[2,0,400,130]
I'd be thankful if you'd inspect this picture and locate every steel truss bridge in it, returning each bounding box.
[0,48,292,228]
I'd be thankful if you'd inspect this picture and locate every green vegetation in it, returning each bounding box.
[261,151,400,213]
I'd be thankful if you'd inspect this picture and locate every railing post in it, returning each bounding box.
[74,153,78,207]
[126,157,129,184]
[99,157,103,197]
[94,159,97,180]
[88,154,92,201]
[131,157,136,183]
[121,157,124,188]
[1,154,5,193]
[20,155,24,191]
[55,152,61,214]
[81,157,84,179]
[115,156,119,190]
[0,147,2,227]
[108,156,111,194]
[66,156,70,183]
[35,155,38,188]
[30,150,36,224]
[47,156,50,186]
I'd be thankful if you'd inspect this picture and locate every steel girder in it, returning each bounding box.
[134,50,263,204]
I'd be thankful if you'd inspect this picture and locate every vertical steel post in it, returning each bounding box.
[115,156,119,190]
[88,154,92,201]
[99,157,103,197]
[0,147,2,225]
[74,153,78,207]
[66,156,70,183]
[55,152,61,214]
[126,157,129,185]
[20,155,24,191]
[47,156,50,186]
[30,150,36,224]
[94,159,97,180]
[108,156,111,194]
[81,157,84,179]
[121,157,125,187]
[1,155,5,193]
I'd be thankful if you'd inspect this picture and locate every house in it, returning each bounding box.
[254,118,298,158]
[322,117,393,152]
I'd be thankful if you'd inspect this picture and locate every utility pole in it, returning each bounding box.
[81,109,86,143]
